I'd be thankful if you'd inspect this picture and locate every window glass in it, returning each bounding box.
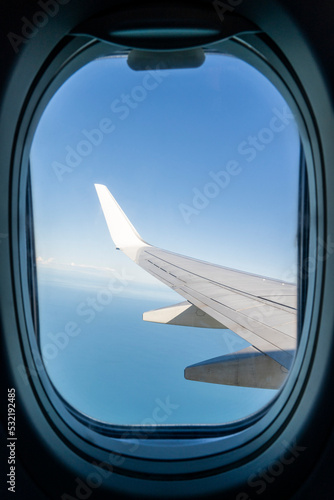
[29,52,301,426]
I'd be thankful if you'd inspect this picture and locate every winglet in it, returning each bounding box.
[95,184,149,260]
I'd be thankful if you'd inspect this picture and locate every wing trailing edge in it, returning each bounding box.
[184,346,289,389]
[143,301,227,329]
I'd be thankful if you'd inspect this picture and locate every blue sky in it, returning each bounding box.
[30,52,301,425]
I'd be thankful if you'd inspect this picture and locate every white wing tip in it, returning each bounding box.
[95,184,148,257]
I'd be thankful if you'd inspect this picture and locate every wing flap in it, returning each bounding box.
[174,284,294,369]
[184,346,289,389]
[143,301,227,329]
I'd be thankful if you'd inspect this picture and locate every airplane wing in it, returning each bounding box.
[95,184,297,389]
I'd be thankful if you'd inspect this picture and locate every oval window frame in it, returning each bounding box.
[5,4,328,496]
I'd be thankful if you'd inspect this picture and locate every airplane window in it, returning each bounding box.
[28,51,302,428]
